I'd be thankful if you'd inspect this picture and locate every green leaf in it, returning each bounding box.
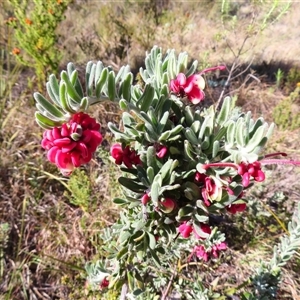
[178,205,194,217]
[235,118,246,147]
[186,60,198,77]
[148,233,156,250]
[157,111,169,133]
[59,81,76,113]
[121,72,133,102]
[226,120,236,145]
[116,246,128,260]
[147,166,155,184]
[95,67,109,98]
[150,175,162,205]
[212,140,220,158]
[35,112,62,128]
[139,84,155,112]
[245,123,268,152]
[118,177,146,193]
[79,97,89,111]
[94,61,104,85]
[217,96,231,126]
[113,198,128,205]
[48,74,60,105]
[184,128,199,144]
[34,92,64,119]
[61,70,82,103]
[119,231,132,245]
[107,71,116,101]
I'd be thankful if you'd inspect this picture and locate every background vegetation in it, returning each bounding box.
[0,0,300,299]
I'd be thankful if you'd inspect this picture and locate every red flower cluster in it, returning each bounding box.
[238,161,265,187]
[41,112,102,175]
[110,143,141,168]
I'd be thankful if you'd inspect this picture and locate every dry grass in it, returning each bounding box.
[1,1,300,299]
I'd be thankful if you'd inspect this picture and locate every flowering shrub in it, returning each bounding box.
[34,46,300,298]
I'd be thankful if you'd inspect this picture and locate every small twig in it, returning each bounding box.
[161,269,176,300]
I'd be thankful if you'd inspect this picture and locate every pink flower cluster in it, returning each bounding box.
[238,161,265,187]
[170,66,226,104]
[41,112,102,175]
[110,143,141,168]
[178,222,227,261]
[193,242,227,262]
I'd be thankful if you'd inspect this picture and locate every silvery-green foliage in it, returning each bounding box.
[85,260,110,290]
[34,61,132,129]
[248,202,300,299]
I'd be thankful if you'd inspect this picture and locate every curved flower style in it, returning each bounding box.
[41,112,102,175]
[110,143,141,168]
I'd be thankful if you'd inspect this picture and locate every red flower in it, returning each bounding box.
[110,143,141,168]
[201,177,222,206]
[160,197,176,213]
[226,203,247,214]
[193,223,211,240]
[156,145,168,158]
[238,161,265,187]
[178,222,193,238]
[170,66,226,104]
[170,73,205,104]
[141,193,150,205]
[100,277,109,289]
[41,112,102,175]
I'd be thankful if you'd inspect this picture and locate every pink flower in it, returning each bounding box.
[170,73,205,104]
[194,245,209,261]
[193,242,227,261]
[238,161,265,187]
[226,203,247,214]
[41,112,102,175]
[156,145,168,158]
[170,66,226,104]
[211,242,227,258]
[141,193,151,205]
[160,197,176,213]
[178,222,193,238]
[201,177,222,206]
[110,143,141,168]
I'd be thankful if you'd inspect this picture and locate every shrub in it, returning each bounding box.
[33,46,300,298]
